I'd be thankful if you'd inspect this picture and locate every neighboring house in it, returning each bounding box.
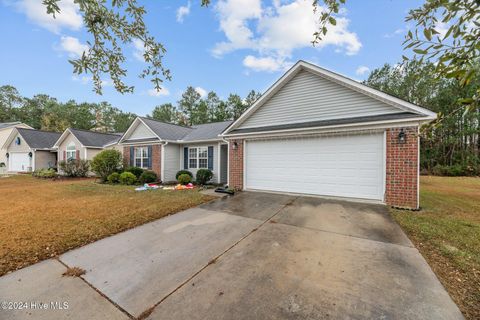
[2,128,61,172]
[53,128,123,164]
[0,122,33,167]
[221,60,437,210]
[119,117,232,183]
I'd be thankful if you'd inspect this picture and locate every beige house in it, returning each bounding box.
[53,128,123,164]
[2,128,60,172]
[0,122,32,169]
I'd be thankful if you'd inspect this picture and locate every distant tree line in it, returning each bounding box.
[148,87,262,125]
[0,85,262,132]
[364,60,480,175]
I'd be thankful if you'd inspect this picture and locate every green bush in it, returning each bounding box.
[196,169,213,185]
[431,164,475,176]
[0,162,5,168]
[126,166,144,178]
[107,172,121,184]
[90,149,123,182]
[58,159,90,177]
[32,168,57,179]
[175,170,193,180]
[119,171,137,185]
[177,173,192,185]
[139,170,158,184]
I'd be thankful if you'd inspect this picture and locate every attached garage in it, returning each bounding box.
[245,132,384,201]
[222,61,437,209]
[8,152,31,172]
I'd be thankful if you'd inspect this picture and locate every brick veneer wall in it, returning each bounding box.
[385,127,419,209]
[123,145,162,181]
[228,139,244,190]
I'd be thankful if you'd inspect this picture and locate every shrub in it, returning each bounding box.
[431,164,474,176]
[59,159,90,177]
[126,166,144,178]
[177,173,192,185]
[119,171,137,185]
[175,170,193,180]
[196,169,213,185]
[139,170,158,184]
[0,162,5,167]
[90,149,123,182]
[32,168,57,179]
[107,172,121,184]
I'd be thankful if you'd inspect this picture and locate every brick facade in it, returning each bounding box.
[228,139,244,190]
[123,145,162,181]
[385,127,419,209]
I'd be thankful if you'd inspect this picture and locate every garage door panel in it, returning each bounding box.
[245,133,384,201]
[9,153,31,172]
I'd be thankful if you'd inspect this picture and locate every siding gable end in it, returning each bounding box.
[126,121,157,140]
[238,70,406,129]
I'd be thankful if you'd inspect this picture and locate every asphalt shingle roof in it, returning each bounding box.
[17,128,62,149]
[0,122,21,130]
[182,121,233,141]
[69,128,122,147]
[140,117,193,141]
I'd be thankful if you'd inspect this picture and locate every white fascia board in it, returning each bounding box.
[223,117,433,140]
[52,129,72,149]
[1,128,19,149]
[174,138,223,144]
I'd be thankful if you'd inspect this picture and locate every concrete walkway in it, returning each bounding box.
[0,192,464,319]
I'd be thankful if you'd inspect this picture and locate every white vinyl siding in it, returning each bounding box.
[239,70,402,129]
[129,122,156,140]
[245,132,384,201]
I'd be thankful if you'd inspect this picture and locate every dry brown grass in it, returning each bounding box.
[392,176,480,319]
[62,266,86,277]
[0,175,215,276]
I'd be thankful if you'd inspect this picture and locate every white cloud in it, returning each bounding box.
[72,75,90,84]
[176,2,191,23]
[59,36,88,58]
[384,28,405,38]
[148,87,170,97]
[195,86,207,97]
[355,65,370,76]
[132,39,145,61]
[212,0,361,72]
[434,22,449,38]
[243,55,290,72]
[16,0,82,34]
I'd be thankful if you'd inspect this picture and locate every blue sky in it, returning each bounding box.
[0,0,422,116]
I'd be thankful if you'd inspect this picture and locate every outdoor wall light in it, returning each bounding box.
[6,153,9,158]
[28,152,33,158]
[398,129,407,144]
[232,141,238,150]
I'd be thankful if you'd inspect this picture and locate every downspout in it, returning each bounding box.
[161,141,168,182]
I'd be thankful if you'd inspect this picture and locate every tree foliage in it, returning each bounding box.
[0,85,135,132]
[365,61,480,174]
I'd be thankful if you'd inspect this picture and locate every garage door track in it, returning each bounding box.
[0,192,463,320]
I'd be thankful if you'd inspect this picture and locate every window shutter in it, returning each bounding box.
[147,145,153,169]
[208,146,214,171]
[183,147,188,169]
[63,150,66,161]
[76,150,80,160]
[130,147,134,166]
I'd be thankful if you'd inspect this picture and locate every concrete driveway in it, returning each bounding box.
[0,192,463,320]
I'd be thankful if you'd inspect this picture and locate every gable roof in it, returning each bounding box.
[222,60,436,136]
[120,117,233,144]
[0,122,33,130]
[13,128,61,150]
[54,128,123,149]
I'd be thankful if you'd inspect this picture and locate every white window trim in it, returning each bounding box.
[188,146,209,169]
[66,142,76,160]
[135,146,150,169]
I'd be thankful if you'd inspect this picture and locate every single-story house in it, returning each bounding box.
[0,122,33,168]
[53,128,123,164]
[2,128,61,172]
[221,60,436,209]
[119,118,232,184]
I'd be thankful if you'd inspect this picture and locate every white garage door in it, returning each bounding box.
[245,132,385,201]
[9,152,31,172]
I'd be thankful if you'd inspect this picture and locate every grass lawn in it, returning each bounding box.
[391,176,480,320]
[0,175,215,276]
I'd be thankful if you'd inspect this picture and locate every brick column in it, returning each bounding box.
[385,127,419,209]
[228,139,244,190]
[151,144,161,181]
[123,146,130,167]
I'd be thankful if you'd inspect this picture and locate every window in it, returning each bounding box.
[66,143,76,160]
[188,147,208,169]
[135,147,149,169]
